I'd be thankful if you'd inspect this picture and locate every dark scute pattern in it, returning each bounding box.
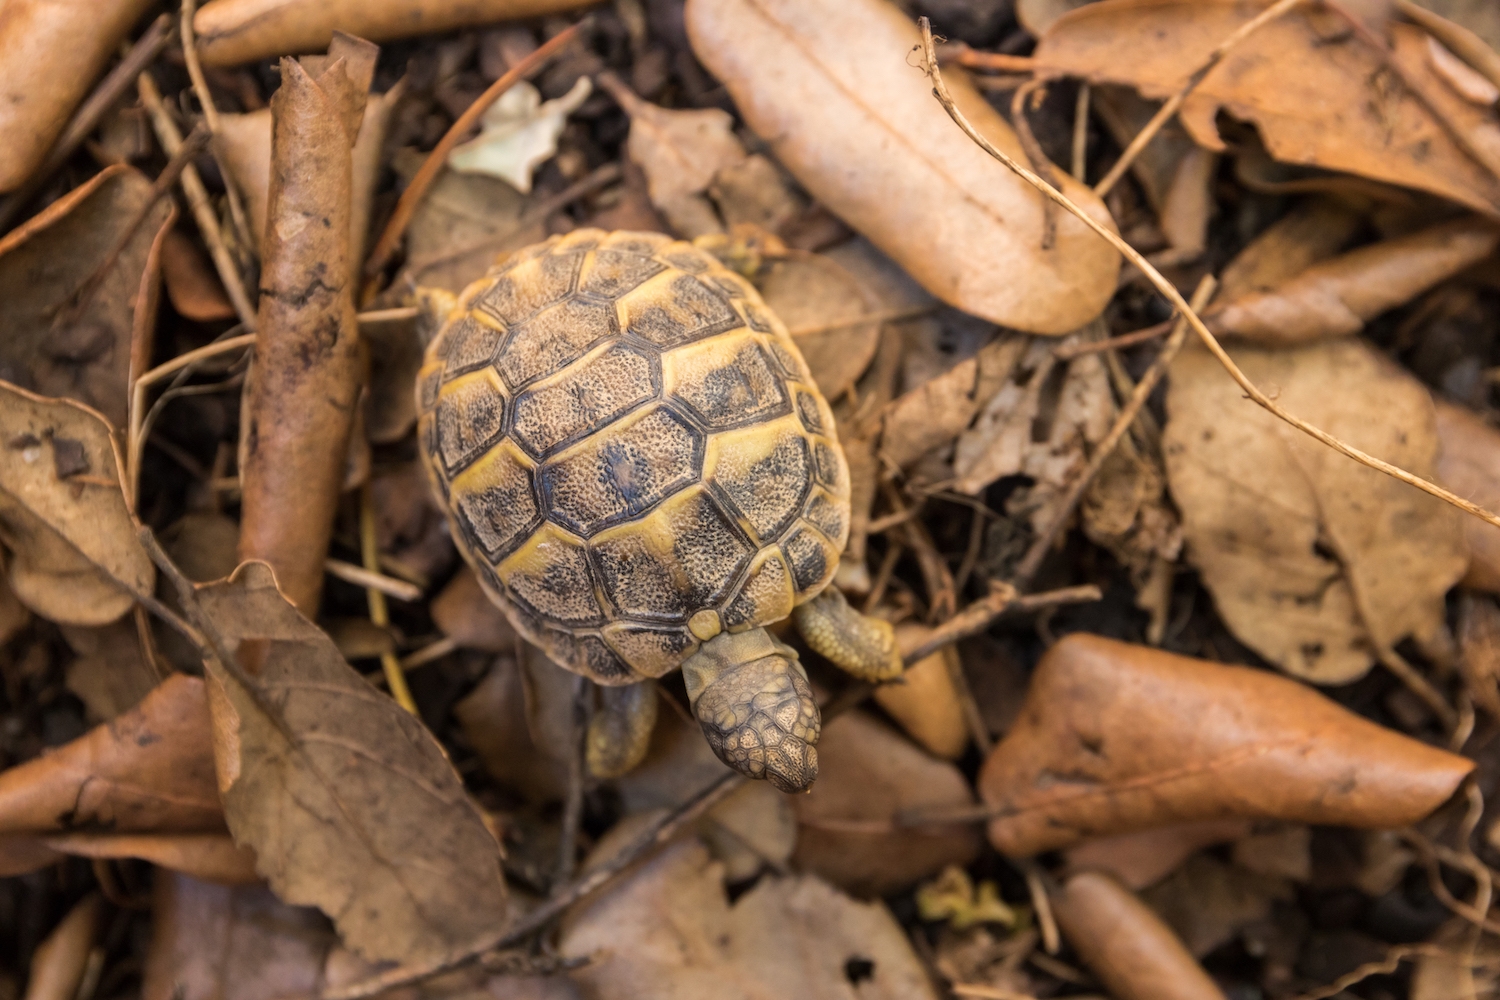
[418,369,442,412]
[661,249,710,273]
[768,341,808,381]
[627,275,740,348]
[722,554,790,630]
[784,527,830,594]
[474,250,583,326]
[442,317,505,380]
[714,432,810,543]
[435,379,506,474]
[454,459,539,562]
[605,234,669,256]
[497,297,617,389]
[591,531,690,621]
[511,344,657,458]
[506,538,604,626]
[540,407,700,536]
[603,625,697,677]
[814,441,842,489]
[580,249,664,299]
[667,490,754,607]
[672,341,789,430]
[795,390,825,434]
[708,274,747,299]
[744,301,775,333]
[550,630,635,683]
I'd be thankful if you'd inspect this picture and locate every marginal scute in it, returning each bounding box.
[498,523,605,626]
[497,296,617,389]
[545,629,636,683]
[449,440,539,561]
[541,405,700,536]
[441,315,506,380]
[511,342,658,458]
[723,551,795,630]
[803,488,849,549]
[784,526,835,596]
[665,334,790,430]
[813,440,847,494]
[580,248,665,299]
[473,250,583,327]
[794,388,826,434]
[602,623,699,678]
[434,370,508,475]
[622,273,741,349]
[704,419,810,544]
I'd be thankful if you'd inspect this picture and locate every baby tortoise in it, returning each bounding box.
[415,229,901,792]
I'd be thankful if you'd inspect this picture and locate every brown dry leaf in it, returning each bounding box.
[1458,593,1500,716]
[877,334,1025,471]
[1164,339,1466,683]
[455,650,572,803]
[61,619,160,722]
[238,49,371,617]
[196,561,507,965]
[362,311,424,445]
[1053,870,1228,1000]
[756,251,883,400]
[685,0,1121,333]
[1435,397,1500,592]
[0,164,174,427]
[1231,822,1312,882]
[1207,217,1500,343]
[431,566,518,651]
[0,568,27,648]
[160,228,236,322]
[194,0,597,66]
[559,837,940,999]
[1062,819,1252,890]
[22,893,101,1000]
[0,674,220,835]
[49,832,257,884]
[1410,0,1500,57]
[977,634,1474,856]
[1140,853,1293,959]
[0,0,157,191]
[1213,197,1367,303]
[1033,0,1500,215]
[792,709,980,896]
[710,153,805,234]
[0,382,153,626]
[873,622,968,760]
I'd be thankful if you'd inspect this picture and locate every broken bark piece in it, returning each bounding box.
[977,634,1474,856]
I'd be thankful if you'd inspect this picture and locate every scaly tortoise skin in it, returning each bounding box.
[415,228,856,791]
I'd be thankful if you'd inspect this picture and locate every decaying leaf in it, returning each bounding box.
[22,894,101,1000]
[877,335,1026,471]
[0,674,220,835]
[977,634,1474,856]
[1164,339,1467,682]
[22,832,259,885]
[193,0,599,66]
[1052,871,1228,1000]
[0,382,153,626]
[449,78,592,193]
[61,619,161,722]
[1207,217,1500,343]
[1213,197,1366,303]
[160,229,236,322]
[559,837,940,999]
[196,562,507,965]
[1033,0,1500,215]
[0,164,174,427]
[454,650,573,804]
[685,0,1121,333]
[1435,397,1500,592]
[792,710,980,896]
[1140,853,1293,959]
[756,251,883,400]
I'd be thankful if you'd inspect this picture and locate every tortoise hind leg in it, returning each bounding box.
[586,680,659,779]
[792,586,903,684]
[681,629,820,793]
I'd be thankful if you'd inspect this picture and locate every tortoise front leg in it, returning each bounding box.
[792,586,903,684]
[586,679,659,779]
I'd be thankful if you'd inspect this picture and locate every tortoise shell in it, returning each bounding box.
[415,229,852,685]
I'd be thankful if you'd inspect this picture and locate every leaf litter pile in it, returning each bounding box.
[17,0,1500,996]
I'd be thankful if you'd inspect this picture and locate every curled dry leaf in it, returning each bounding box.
[1166,339,1466,682]
[1207,217,1500,343]
[0,382,153,626]
[756,251,883,400]
[193,0,598,66]
[1033,0,1500,215]
[685,0,1120,333]
[1140,853,1293,958]
[559,837,940,999]
[0,0,157,191]
[1434,397,1500,592]
[160,229,236,323]
[792,710,980,896]
[431,564,518,651]
[0,164,174,427]
[62,619,160,722]
[23,894,101,1000]
[1213,197,1366,303]
[873,622,969,760]
[196,562,507,965]
[977,634,1474,856]
[1052,871,1228,1000]
[877,334,1026,470]
[0,674,220,835]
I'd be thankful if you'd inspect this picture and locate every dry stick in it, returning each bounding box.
[1091,0,1305,198]
[950,985,1041,1000]
[1010,79,1058,250]
[0,14,175,233]
[181,0,255,260]
[918,22,1500,535]
[363,20,590,282]
[325,558,423,602]
[1020,861,1060,955]
[359,483,419,715]
[137,72,257,328]
[900,584,1103,664]
[1070,82,1090,182]
[1014,276,1216,586]
[940,44,1036,74]
[1053,319,1172,360]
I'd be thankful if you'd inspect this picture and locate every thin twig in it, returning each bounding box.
[1019,860,1060,954]
[1053,319,1173,360]
[364,20,590,282]
[0,14,175,233]
[1014,276,1216,585]
[902,584,1103,665]
[919,20,1500,533]
[359,484,418,714]
[1009,79,1057,250]
[1090,0,1304,198]
[1070,83,1090,181]
[1289,944,1443,1000]
[137,71,257,328]
[939,44,1036,74]
[181,0,255,259]
[325,559,423,603]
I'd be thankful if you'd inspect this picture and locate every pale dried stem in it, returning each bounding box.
[901,584,1103,664]
[1013,276,1215,585]
[1019,860,1060,954]
[324,559,423,602]
[360,483,418,714]
[918,20,1500,533]
[1091,0,1304,198]
[180,0,256,259]
[950,985,1040,1000]
[1070,82,1090,181]
[1053,319,1172,360]
[136,72,257,328]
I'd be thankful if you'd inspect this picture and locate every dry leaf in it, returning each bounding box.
[756,251,883,400]
[61,619,160,721]
[160,229,236,322]
[0,382,153,626]
[877,335,1025,471]
[977,634,1474,856]
[196,562,507,965]
[238,51,370,616]
[558,837,940,999]
[1407,0,1500,72]
[1207,217,1500,343]
[362,311,425,445]
[1033,0,1500,215]
[1053,871,1228,1000]
[1140,853,1293,958]
[1164,339,1467,682]
[449,78,593,193]
[0,164,174,427]
[454,650,572,803]
[685,0,1121,333]
[1231,822,1312,882]
[873,622,968,760]
[22,894,101,1000]
[0,568,27,648]
[792,710,980,896]
[1458,593,1500,716]
[1062,819,1252,890]
[1213,197,1366,303]
[193,0,598,66]
[0,0,157,191]
[0,674,220,835]
[430,565,519,651]
[1434,397,1500,592]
